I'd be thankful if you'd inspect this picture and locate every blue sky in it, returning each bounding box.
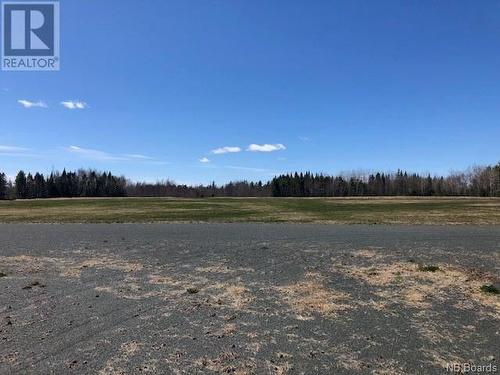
[1,0,499,184]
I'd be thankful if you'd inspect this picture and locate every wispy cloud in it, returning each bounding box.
[0,145,28,152]
[0,145,39,158]
[18,100,47,108]
[211,146,242,154]
[61,100,88,110]
[0,152,40,158]
[67,145,126,161]
[199,157,210,163]
[123,154,153,160]
[298,136,310,142]
[247,143,286,152]
[66,145,163,164]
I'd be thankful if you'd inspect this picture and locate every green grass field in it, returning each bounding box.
[0,197,499,224]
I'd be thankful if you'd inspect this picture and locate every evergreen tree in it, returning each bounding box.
[15,170,28,199]
[33,173,47,198]
[0,172,7,199]
[26,173,35,199]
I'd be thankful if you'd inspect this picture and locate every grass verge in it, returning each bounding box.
[0,197,499,224]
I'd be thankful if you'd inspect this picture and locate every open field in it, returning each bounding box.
[0,197,499,224]
[0,224,499,374]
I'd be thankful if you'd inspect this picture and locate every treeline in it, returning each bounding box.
[0,163,499,199]
[127,180,269,198]
[271,165,500,197]
[3,170,127,199]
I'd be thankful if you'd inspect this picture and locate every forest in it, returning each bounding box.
[0,170,127,199]
[0,163,499,199]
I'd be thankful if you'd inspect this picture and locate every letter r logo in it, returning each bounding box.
[11,9,50,50]
[2,2,57,56]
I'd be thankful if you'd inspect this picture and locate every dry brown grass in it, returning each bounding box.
[61,257,143,278]
[0,254,143,279]
[276,272,351,319]
[340,261,500,315]
[195,262,255,274]
[196,351,256,374]
[208,283,254,310]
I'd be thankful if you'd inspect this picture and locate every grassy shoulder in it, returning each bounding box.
[0,197,499,224]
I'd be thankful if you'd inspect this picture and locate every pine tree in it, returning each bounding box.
[26,173,34,199]
[33,173,47,198]
[15,170,28,199]
[0,172,7,199]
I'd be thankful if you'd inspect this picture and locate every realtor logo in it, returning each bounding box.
[2,1,59,71]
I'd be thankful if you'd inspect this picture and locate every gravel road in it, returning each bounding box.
[1,224,499,374]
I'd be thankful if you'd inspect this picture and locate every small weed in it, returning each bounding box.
[0,272,7,278]
[480,284,499,295]
[418,265,440,272]
[394,275,404,284]
[187,287,199,294]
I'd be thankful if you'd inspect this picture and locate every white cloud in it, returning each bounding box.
[298,136,310,142]
[61,100,88,110]
[211,146,242,154]
[199,157,210,163]
[246,143,286,152]
[18,100,47,108]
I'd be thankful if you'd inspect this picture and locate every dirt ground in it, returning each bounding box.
[0,224,498,374]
